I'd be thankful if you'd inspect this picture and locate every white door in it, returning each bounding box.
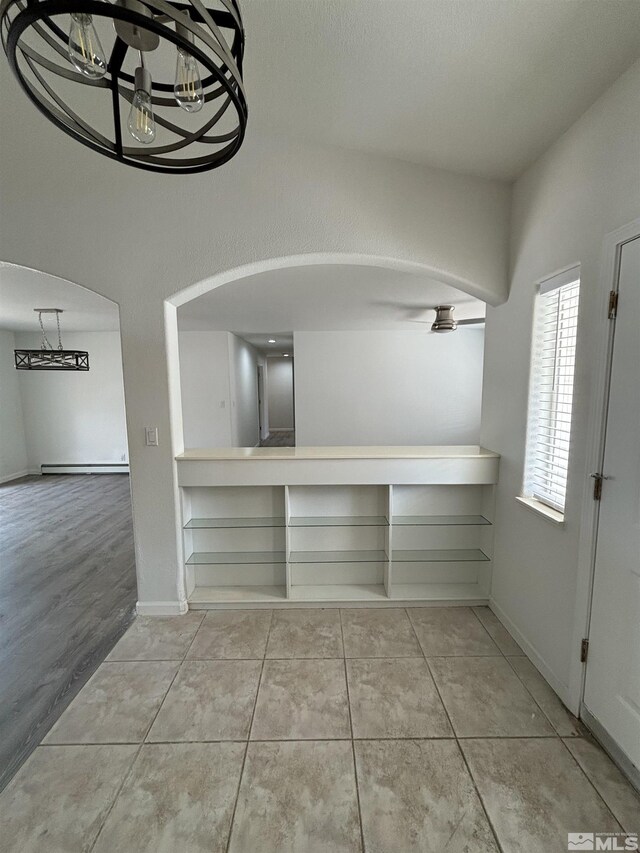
[583,236,640,769]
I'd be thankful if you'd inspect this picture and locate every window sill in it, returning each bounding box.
[515,496,565,527]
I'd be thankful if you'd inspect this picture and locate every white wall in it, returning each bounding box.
[267,357,294,430]
[295,330,483,446]
[178,331,232,448]
[481,61,640,711]
[15,331,128,468]
[179,331,262,448]
[228,334,261,447]
[0,330,28,482]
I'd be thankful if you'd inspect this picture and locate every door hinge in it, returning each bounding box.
[608,290,619,319]
[580,638,589,663]
[591,473,605,501]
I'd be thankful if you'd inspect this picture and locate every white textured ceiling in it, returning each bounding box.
[0,265,120,332]
[242,0,640,179]
[177,264,485,340]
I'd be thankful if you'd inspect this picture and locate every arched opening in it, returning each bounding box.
[164,253,489,607]
[166,254,487,454]
[0,262,137,790]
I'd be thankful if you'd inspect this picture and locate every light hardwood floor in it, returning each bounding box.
[0,474,136,792]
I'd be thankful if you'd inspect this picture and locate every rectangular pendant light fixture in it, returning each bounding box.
[14,308,90,371]
[14,349,89,370]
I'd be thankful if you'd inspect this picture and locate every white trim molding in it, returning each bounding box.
[136,599,189,616]
[490,597,574,712]
[0,470,30,485]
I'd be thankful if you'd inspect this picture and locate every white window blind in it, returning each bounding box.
[523,270,581,514]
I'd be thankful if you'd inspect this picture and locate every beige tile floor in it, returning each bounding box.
[1,605,638,853]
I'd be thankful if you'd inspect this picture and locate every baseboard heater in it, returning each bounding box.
[41,463,130,475]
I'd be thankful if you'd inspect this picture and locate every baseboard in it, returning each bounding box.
[489,597,575,712]
[580,704,640,793]
[41,463,130,475]
[136,600,189,616]
[0,469,29,485]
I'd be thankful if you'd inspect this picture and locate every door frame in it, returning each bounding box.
[570,218,640,739]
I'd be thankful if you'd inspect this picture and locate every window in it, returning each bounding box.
[523,267,581,515]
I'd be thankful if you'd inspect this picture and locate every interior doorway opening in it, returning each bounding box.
[0,263,136,792]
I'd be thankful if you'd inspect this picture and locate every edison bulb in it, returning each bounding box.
[174,47,204,112]
[68,12,106,78]
[128,67,156,144]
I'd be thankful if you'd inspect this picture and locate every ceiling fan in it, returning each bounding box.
[430,305,485,333]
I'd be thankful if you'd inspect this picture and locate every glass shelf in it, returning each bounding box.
[392,549,490,562]
[289,515,388,527]
[186,551,286,564]
[185,517,285,529]
[289,550,388,563]
[392,515,491,526]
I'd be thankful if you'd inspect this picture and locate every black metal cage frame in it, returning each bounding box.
[0,0,247,173]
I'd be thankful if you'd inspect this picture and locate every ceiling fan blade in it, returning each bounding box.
[457,317,485,326]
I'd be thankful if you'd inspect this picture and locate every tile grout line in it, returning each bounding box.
[139,612,207,745]
[558,737,627,831]
[225,608,274,853]
[34,733,563,747]
[86,619,197,853]
[469,606,508,657]
[89,612,214,852]
[339,608,367,853]
[473,605,594,743]
[404,607,506,853]
[501,652,569,739]
[87,743,143,853]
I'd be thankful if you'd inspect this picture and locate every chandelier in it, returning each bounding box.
[0,0,247,173]
[14,309,90,370]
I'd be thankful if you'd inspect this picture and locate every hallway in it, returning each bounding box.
[0,474,136,791]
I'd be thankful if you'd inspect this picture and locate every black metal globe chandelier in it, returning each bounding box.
[0,0,247,173]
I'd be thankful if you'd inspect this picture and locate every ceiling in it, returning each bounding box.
[242,0,640,179]
[0,265,120,332]
[177,264,485,345]
[2,2,639,184]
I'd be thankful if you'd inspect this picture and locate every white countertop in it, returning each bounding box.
[176,445,500,462]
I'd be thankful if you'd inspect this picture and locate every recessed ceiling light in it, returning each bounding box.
[283,353,290,357]
[268,339,276,343]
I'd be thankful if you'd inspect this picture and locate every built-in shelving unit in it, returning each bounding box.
[177,446,499,607]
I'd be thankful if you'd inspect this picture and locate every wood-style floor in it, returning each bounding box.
[0,474,136,792]
[260,430,296,447]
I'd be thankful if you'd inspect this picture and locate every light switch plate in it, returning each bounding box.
[145,426,158,446]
